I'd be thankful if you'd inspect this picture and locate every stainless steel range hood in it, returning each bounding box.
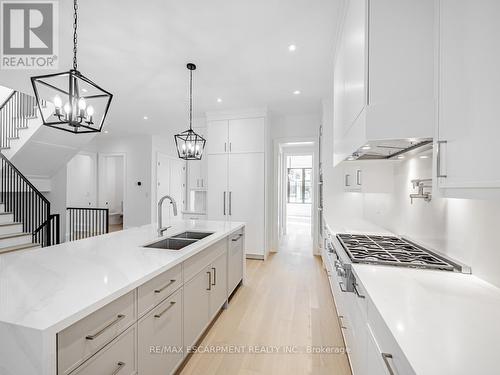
[346,138,433,161]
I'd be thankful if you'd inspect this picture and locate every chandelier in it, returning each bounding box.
[31,0,112,134]
[174,63,206,160]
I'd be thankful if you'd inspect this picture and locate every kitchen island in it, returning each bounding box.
[0,220,245,375]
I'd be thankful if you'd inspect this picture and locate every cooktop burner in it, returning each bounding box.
[336,234,461,271]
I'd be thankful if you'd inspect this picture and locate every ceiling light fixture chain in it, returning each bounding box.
[189,67,193,130]
[72,0,78,71]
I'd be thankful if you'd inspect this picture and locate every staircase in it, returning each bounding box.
[0,90,60,254]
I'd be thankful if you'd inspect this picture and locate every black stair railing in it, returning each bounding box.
[0,153,60,247]
[0,90,43,149]
[67,207,109,241]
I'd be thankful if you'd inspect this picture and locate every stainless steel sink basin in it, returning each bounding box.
[144,238,198,250]
[170,231,214,240]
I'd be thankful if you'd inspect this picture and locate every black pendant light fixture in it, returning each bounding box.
[31,0,112,134]
[175,63,206,160]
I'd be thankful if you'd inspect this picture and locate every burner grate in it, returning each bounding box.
[336,234,458,271]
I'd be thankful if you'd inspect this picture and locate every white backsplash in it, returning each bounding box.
[362,156,500,288]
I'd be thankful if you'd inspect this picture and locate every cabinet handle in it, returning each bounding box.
[338,281,348,293]
[229,191,232,215]
[111,361,125,375]
[232,233,243,242]
[229,142,232,152]
[345,174,351,187]
[154,301,176,319]
[338,315,347,330]
[223,192,226,216]
[211,267,216,286]
[353,282,365,299]
[154,279,176,294]
[207,271,212,291]
[356,170,362,186]
[224,142,227,152]
[85,314,125,340]
[437,140,447,178]
[381,353,396,375]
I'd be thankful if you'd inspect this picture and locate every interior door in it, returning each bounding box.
[68,152,97,207]
[206,120,228,154]
[228,118,265,153]
[207,154,228,221]
[169,158,186,215]
[438,0,500,189]
[156,154,171,223]
[228,153,265,256]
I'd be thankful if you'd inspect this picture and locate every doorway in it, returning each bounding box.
[98,153,126,232]
[274,139,318,255]
[155,153,186,225]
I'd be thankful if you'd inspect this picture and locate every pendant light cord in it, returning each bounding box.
[189,69,193,130]
[73,0,78,71]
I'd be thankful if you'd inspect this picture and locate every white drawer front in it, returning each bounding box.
[228,232,243,295]
[138,263,182,316]
[184,238,226,282]
[58,291,136,375]
[72,325,137,375]
[138,288,183,375]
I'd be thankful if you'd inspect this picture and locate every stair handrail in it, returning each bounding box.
[33,213,60,246]
[0,91,16,110]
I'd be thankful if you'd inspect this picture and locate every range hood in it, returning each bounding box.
[346,138,433,161]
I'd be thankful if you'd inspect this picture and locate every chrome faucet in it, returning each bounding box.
[157,195,178,237]
[410,179,432,204]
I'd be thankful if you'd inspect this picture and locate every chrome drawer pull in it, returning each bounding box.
[211,267,216,286]
[232,233,243,242]
[85,314,125,340]
[207,271,212,291]
[353,283,365,299]
[111,361,125,375]
[338,315,347,330]
[154,301,176,319]
[381,353,396,375]
[338,281,348,293]
[154,279,176,294]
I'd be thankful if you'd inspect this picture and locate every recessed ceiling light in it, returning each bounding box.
[293,90,301,95]
[288,44,297,52]
[81,88,88,93]
[104,130,109,134]
[361,145,371,150]
[217,98,222,103]
[143,116,148,120]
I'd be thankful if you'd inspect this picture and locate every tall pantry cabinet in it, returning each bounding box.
[206,111,267,259]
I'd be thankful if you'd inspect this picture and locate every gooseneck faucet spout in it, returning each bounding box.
[157,195,178,237]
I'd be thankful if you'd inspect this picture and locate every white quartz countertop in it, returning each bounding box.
[0,220,243,333]
[353,264,500,375]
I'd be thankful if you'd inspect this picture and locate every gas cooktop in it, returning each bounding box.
[336,234,463,272]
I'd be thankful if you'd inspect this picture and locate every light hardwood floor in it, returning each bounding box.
[179,223,351,375]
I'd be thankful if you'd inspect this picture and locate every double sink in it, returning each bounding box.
[144,231,214,250]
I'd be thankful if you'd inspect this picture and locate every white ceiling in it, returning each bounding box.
[1,0,340,135]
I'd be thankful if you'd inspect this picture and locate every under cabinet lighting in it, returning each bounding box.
[361,145,371,150]
[397,155,405,159]
[419,155,430,159]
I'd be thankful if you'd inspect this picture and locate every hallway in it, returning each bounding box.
[179,234,351,375]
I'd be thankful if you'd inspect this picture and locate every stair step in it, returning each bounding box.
[0,242,40,255]
[0,222,23,236]
[0,212,14,224]
[0,232,32,248]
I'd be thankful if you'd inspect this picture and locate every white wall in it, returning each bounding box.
[0,86,13,105]
[361,154,500,288]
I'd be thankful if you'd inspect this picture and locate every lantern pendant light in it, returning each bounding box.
[31,0,112,134]
[174,63,206,160]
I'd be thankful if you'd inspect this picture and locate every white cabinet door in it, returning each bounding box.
[207,154,228,221]
[438,0,500,190]
[228,233,244,295]
[342,0,367,132]
[209,252,228,318]
[187,160,203,189]
[183,268,210,348]
[228,118,265,153]
[207,120,228,154]
[228,153,265,256]
[138,289,183,375]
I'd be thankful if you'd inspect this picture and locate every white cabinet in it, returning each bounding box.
[138,288,183,375]
[207,113,267,258]
[183,267,210,348]
[207,118,265,155]
[228,231,244,295]
[209,252,228,318]
[187,127,207,190]
[333,0,435,166]
[437,0,500,192]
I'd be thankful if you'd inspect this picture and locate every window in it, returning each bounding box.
[287,167,312,204]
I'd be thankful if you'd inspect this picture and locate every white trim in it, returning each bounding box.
[206,107,268,121]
